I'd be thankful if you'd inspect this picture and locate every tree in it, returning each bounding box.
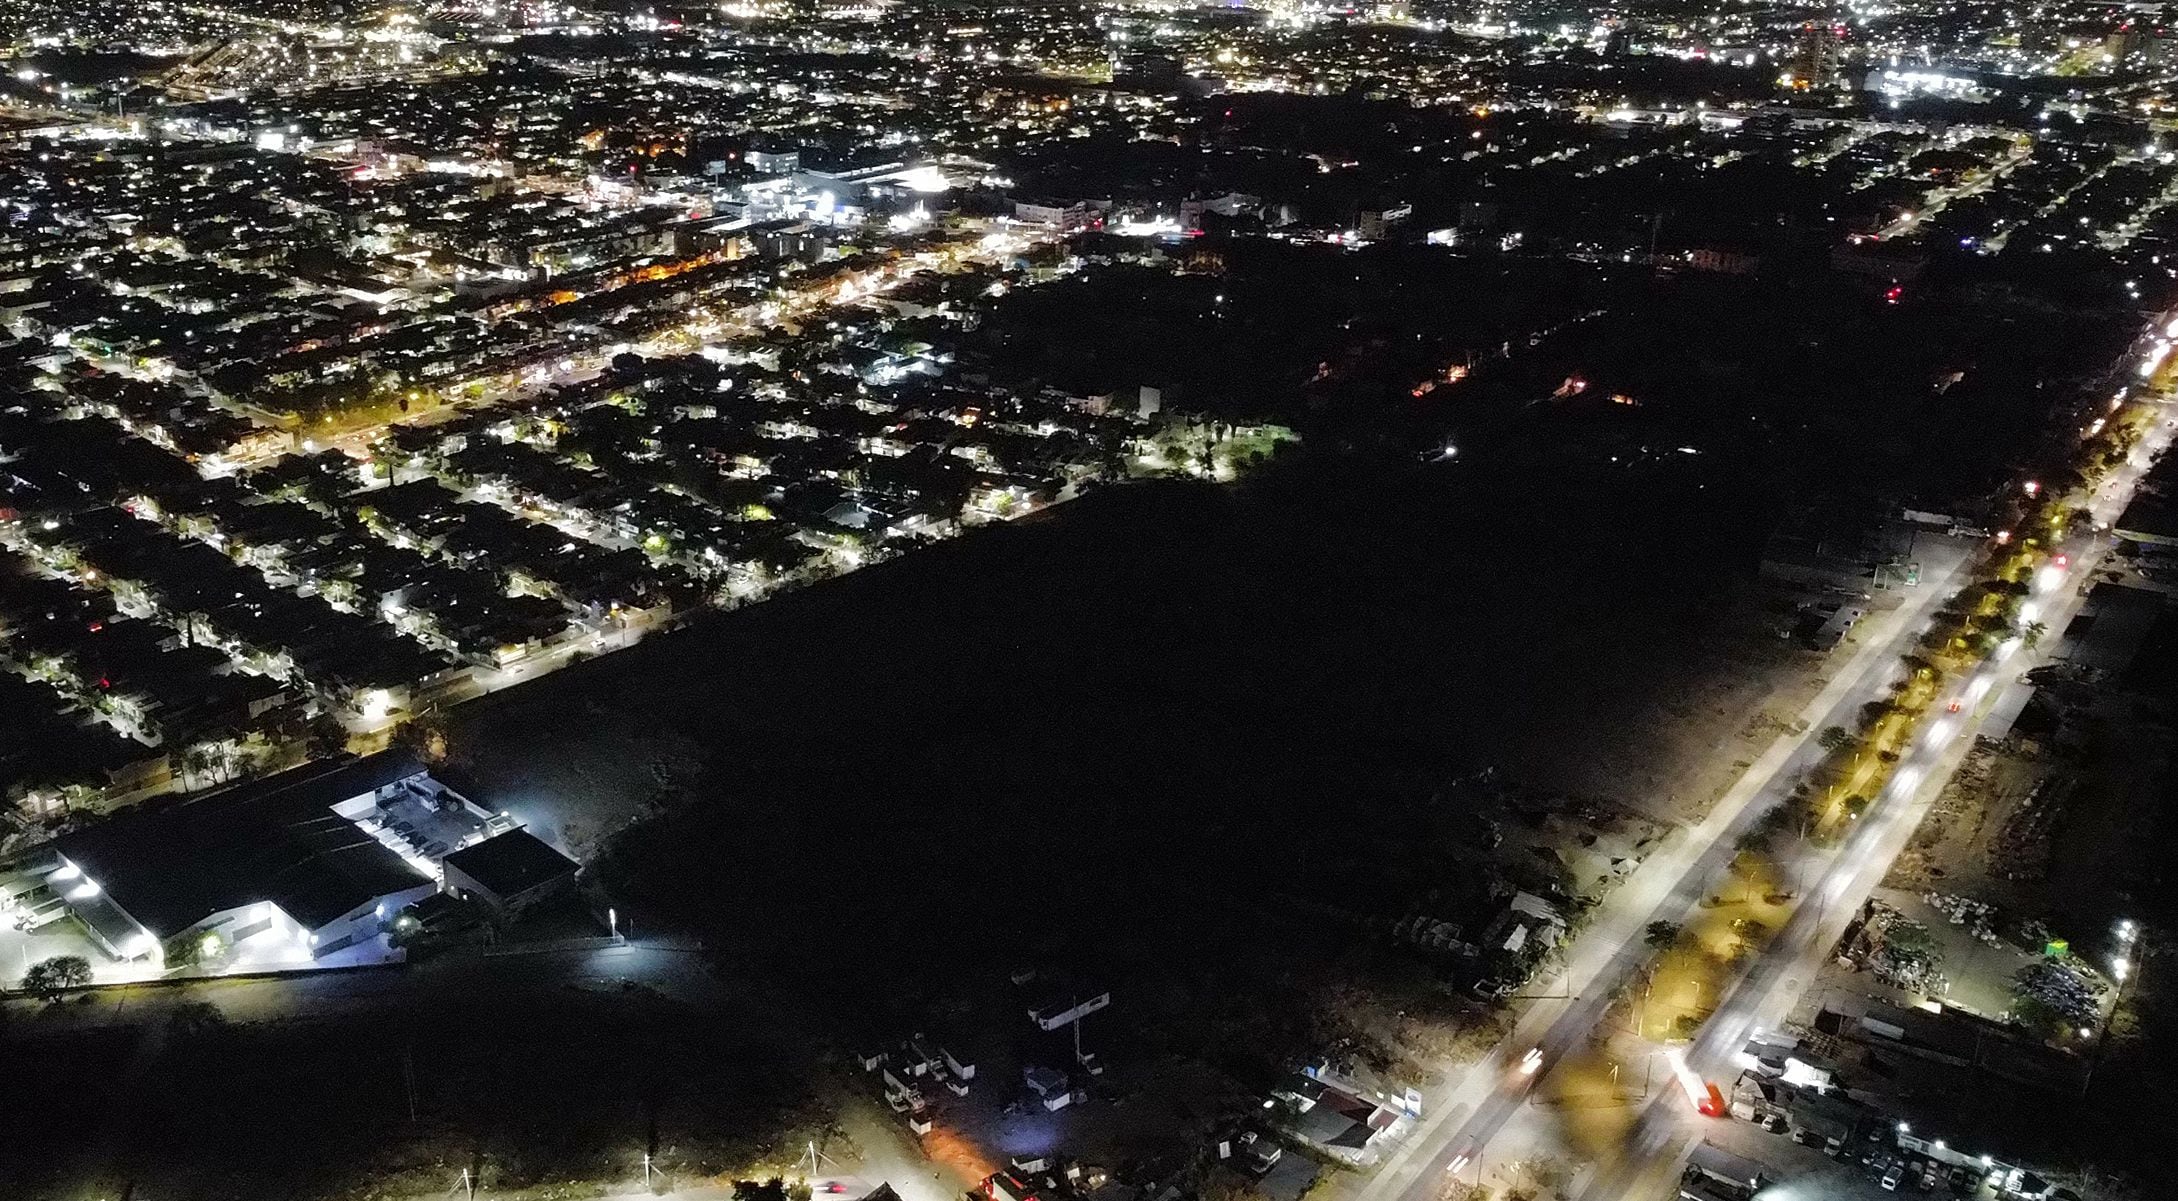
[396,708,449,763]
[304,713,349,758]
[1817,725,1855,752]
[21,955,91,1001]
[180,743,217,791]
[1644,921,1681,950]
[2021,620,2049,649]
[733,1179,792,1201]
[1872,915,1941,990]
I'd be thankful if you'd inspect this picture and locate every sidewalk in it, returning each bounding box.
[1347,544,1977,1201]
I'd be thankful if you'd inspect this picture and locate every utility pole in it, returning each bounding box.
[403,1044,419,1123]
[800,1139,841,1181]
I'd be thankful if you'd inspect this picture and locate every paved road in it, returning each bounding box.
[1565,344,2178,1201]
[2,938,723,1030]
[1372,328,2178,1200]
[1356,543,1974,1201]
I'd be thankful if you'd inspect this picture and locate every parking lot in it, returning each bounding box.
[0,909,110,986]
[1698,1113,2018,1201]
[337,780,515,871]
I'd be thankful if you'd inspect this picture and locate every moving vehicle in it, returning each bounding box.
[1446,1137,1477,1177]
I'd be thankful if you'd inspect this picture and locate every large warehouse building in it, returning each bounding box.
[49,750,466,968]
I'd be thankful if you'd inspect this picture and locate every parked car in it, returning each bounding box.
[1882,1165,1904,1191]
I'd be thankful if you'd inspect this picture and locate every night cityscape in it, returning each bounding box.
[1,1,2176,1199]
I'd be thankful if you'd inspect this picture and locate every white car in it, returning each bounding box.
[1446,1138,1478,1176]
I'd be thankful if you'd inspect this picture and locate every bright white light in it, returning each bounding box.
[1112,216,1181,237]
[51,862,81,881]
[2035,564,2065,594]
[898,164,950,193]
[1666,1048,1714,1113]
[68,879,101,899]
[1781,1057,1832,1092]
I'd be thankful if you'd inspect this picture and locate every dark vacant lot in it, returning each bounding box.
[446,437,1805,1052]
[0,980,824,1201]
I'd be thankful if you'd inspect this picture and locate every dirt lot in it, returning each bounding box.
[1868,672,2173,1024]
